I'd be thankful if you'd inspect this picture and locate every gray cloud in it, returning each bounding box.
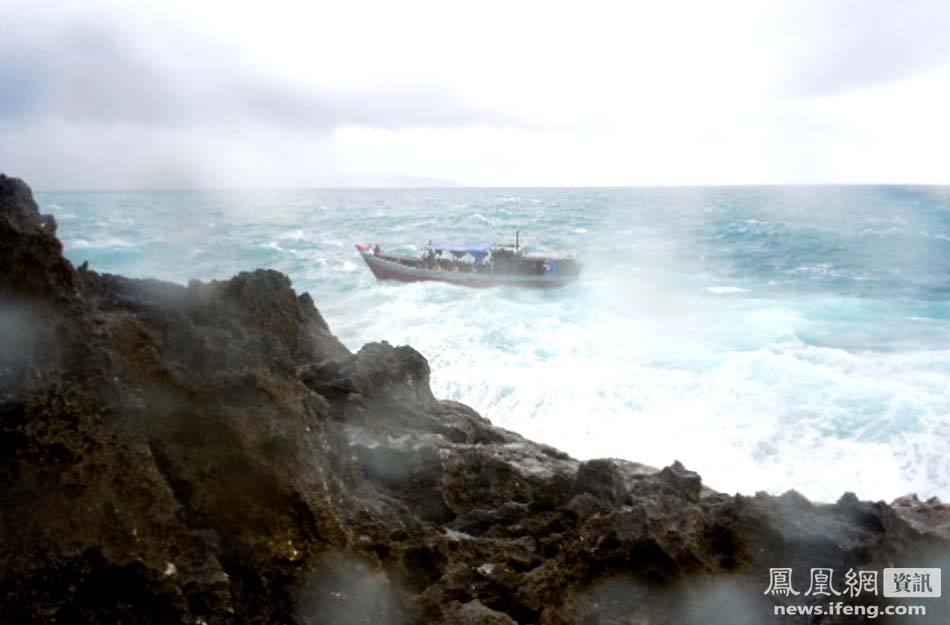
[0,14,518,131]
[3,1,949,189]
[780,0,950,97]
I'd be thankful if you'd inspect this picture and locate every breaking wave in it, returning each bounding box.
[38,185,950,502]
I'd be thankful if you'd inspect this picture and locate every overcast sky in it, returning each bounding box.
[2,0,949,189]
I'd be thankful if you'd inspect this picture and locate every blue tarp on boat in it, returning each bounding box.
[426,241,493,260]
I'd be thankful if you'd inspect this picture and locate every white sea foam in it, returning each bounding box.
[331,274,950,503]
[68,237,136,250]
[860,227,905,237]
[259,241,285,252]
[42,187,950,503]
[707,286,748,294]
[279,228,308,241]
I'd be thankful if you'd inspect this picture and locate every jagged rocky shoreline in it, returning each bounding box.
[1,174,948,624]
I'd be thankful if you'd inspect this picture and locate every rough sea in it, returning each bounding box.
[37,186,950,503]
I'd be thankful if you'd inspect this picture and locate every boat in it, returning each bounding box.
[355,232,580,288]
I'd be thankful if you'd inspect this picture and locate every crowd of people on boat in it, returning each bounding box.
[420,248,491,273]
[360,234,579,283]
[368,244,559,276]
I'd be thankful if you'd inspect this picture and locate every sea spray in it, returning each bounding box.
[39,185,950,502]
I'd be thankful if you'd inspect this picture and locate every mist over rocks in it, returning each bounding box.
[1,173,948,624]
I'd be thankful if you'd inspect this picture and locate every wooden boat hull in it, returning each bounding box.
[356,246,577,288]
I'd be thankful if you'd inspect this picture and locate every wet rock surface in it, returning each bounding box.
[1,174,948,624]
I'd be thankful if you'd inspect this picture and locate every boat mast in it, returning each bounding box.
[516,230,520,253]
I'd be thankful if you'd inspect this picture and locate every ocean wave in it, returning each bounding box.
[859,226,905,237]
[258,241,285,252]
[278,228,308,241]
[423,333,950,503]
[67,237,136,250]
[44,186,950,502]
[707,286,748,294]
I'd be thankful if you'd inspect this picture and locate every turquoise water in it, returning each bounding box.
[37,186,950,502]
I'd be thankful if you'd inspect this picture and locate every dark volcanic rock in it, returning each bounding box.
[1,173,948,624]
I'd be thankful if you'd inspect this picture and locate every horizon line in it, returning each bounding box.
[31,182,950,193]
